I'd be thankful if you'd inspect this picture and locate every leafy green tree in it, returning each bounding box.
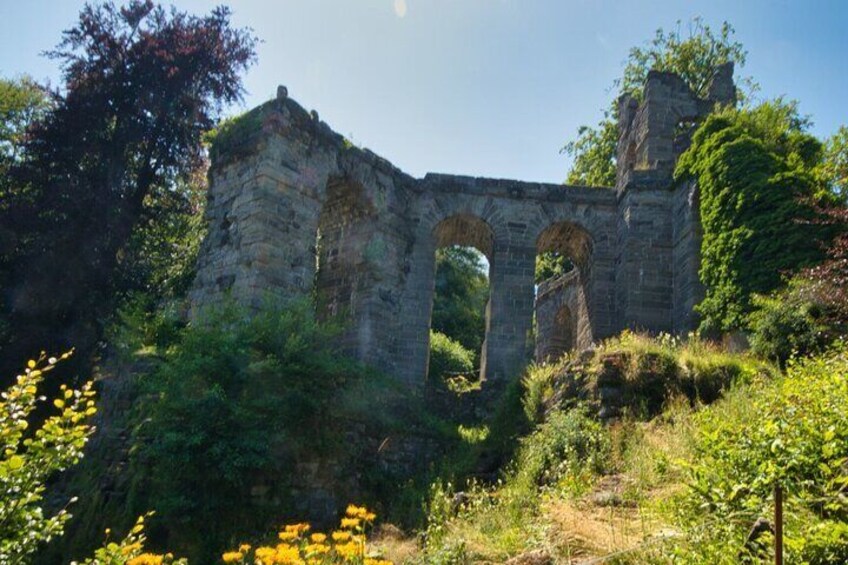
[675,100,832,333]
[0,352,97,563]
[563,18,750,186]
[0,76,50,163]
[0,1,257,377]
[431,246,489,356]
[820,126,848,202]
[563,118,618,187]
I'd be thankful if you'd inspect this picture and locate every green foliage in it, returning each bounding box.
[130,298,372,560]
[748,279,837,366]
[0,2,256,377]
[417,335,848,563]
[75,514,187,565]
[619,18,750,100]
[0,352,97,563]
[675,102,831,333]
[819,125,848,202]
[562,117,618,187]
[428,330,475,381]
[676,342,848,562]
[512,407,610,493]
[534,252,575,283]
[203,109,263,165]
[0,75,50,163]
[432,246,489,355]
[563,17,750,186]
[116,166,207,301]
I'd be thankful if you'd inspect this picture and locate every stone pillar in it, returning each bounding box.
[614,175,675,333]
[485,243,536,382]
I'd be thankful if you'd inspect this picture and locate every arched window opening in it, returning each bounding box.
[534,222,594,361]
[314,178,375,352]
[427,215,493,387]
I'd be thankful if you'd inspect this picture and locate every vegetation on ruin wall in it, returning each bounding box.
[49,296,466,564]
[563,18,750,187]
[675,100,836,334]
[204,109,264,166]
[417,335,848,564]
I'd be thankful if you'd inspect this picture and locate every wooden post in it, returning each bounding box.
[774,485,783,565]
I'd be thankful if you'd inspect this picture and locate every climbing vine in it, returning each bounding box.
[675,101,833,334]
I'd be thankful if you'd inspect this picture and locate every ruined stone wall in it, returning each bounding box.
[190,66,736,387]
[534,270,591,362]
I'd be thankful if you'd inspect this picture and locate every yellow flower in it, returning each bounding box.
[340,517,360,529]
[331,531,351,542]
[238,544,251,553]
[309,533,326,543]
[222,551,243,563]
[278,531,298,542]
[254,546,277,564]
[127,554,164,565]
[304,543,329,555]
[365,559,394,565]
[334,541,364,559]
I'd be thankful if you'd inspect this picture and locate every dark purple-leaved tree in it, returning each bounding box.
[0,1,257,374]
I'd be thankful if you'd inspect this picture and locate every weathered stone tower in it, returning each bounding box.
[189,66,735,386]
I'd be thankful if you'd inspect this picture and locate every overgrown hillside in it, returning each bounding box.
[405,334,848,564]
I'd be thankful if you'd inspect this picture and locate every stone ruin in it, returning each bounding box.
[189,65,736,389]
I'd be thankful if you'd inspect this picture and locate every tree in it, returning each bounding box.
[431,246,489,356]
[0,1,257,373]
[820,126,848,203]
[562,18,750,186]
[0,76,51,163]
[675,101,833,333]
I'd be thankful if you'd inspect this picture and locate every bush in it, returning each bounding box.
[513,407,610,493]
[749,278,842,365]
[0,352,97,563]
[428,330,475,382]
[130,298,374,561]
[678,341,848,562]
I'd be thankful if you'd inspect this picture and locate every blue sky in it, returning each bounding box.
[1,0,846,183]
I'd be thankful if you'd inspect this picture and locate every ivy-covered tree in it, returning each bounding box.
[675,100,834,333]
[563,17,750,186]
[0,1,257,375]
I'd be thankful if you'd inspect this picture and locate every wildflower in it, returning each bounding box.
[309,533,326,543]
[340,517,360,529]
[254,546,276,564]
[331,531,351,542]
[238,544,251,553]
[127,554,164,565]
[221,551,243,563]
[304,543,329,555]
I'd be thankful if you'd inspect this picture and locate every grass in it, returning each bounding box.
[408,332,833,564]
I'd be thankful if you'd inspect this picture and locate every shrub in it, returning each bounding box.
[428,330,475,382]
[0,352,97,563]
[749,277,843,365]
[679,341,848,562]
[131,298,374,560]
[513,407,610,493]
